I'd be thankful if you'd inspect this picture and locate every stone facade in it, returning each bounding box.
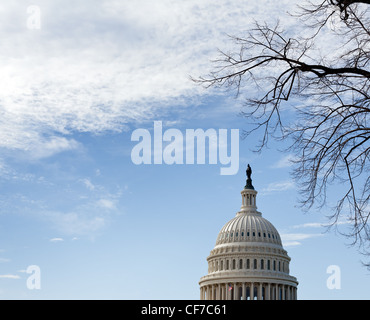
[199,170,298,300]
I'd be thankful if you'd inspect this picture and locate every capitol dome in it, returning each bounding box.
[216,213,282,246]
[199,165,298,300]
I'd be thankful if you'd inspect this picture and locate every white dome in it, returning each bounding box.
[199,167,298,300]
[216,212,282,246]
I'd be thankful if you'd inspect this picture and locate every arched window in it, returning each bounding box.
[226,260,229,270]
[239,259,243,269]
[221,260,224,270]
[261,259,264,270]
[273,260,276,271]
[253,259,257,269]
[246,259,250,269]
[267,260,271,270]
[232,259,236,270]
[278,261,281,272]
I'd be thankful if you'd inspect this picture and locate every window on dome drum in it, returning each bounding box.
[263,233,266,237]
[241,231,244,237]
[273,260,276,271]
[252,232,255,237]
[246,259,250,269]
[268,233,271,238]
[278,261,281,272]
[239,259,243,269]
[258,232,261,237]
[261,259,264,270]
[253,259,257,269]
[232,259,236,269]
[267,260,271,270]
[236,232,238,237]
[247,231,250,236]
[226,260,229,270]
[221,260,223,270]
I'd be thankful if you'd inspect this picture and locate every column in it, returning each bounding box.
[258,283,263,300]
[250,283,254,300]
[282,285,285,300]
[242,283,246,300]
[233,282,237,300]
[274,284,278,300]
[266,283,270,300]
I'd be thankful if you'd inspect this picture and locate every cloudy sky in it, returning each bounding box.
[0,0,369,299]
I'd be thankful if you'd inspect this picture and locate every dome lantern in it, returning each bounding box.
[240,164,258,213]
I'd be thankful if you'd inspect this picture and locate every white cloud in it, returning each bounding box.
[281,233,324,247]
[0,274,20,279]
[43,211,107,236]
[97,199,116,210]
[271,154,297,169]
[292,222,324,229]
[0,258,10,263]
[80,178,96,191]
[0,0,297,157]
[28,136,80,159]
[283,241,301,247]
[260,180,295,194]
[50,237,64,242]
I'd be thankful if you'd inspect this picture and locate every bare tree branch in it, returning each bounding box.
[193,0,370,266]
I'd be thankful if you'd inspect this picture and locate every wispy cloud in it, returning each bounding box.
[80,178,96,191]
[281,233,324,247]
[270,154,297,169]
[50,237,64,242]
[292,222,324,229]
[260,180,295,195]
[0,0,297,158]
[97,199,116,210]
[43,210,107,237]
[0,274,20,279]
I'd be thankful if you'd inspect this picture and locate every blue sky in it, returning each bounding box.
[0,0,369,299]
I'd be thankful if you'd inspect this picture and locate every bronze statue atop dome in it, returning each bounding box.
[245,164,254,190]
